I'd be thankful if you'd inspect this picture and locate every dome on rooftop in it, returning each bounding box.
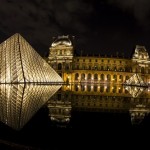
[51,35,72,47]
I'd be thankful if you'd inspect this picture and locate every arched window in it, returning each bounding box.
[87,73,91,80]
[101,74,104,81]
[113,74,117,81]
[58,63,62,70]
[75,73,79,80]
[94,74,98,81]
[81,73,85,80]
[119,75,123,82]
[107,74,111,81]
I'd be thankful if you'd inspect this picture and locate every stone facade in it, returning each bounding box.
[47,36,150,84]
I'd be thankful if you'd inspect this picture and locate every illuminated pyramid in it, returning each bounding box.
[0,84,61,130]
[0,33,63,83]
[124,85,144,97]
[124,73,146,86]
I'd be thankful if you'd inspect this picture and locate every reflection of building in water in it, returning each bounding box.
[50,84,150,125]
[129,104,149,125]
[47,36,150,84]
[0,84,61,130]
[48,89,71,127]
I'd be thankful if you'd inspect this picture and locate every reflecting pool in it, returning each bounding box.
[0,83,150,149]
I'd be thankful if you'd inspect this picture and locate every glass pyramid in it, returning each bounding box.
[124,85,145,98]
[0,84,61,130]
[0,33,63,83]
[124,73,146,87]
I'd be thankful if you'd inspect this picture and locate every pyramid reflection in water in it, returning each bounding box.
[0,33,63,83]
[0,84,61,130]
[124,85,145,98]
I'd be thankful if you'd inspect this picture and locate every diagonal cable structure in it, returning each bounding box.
[0,84,61,130]
[123,73,147,87]
[0,33,63,83]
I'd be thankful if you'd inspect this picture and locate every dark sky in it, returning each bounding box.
[0,0,150,57]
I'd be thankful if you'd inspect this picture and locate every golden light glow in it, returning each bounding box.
[124,73,146,86]
[124,85,144,98]
[0,84,61,130]
[0,33,63,83]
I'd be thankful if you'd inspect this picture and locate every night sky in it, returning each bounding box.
[0,0,150,57]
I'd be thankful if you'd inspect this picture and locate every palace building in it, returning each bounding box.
[47,35,150,84]
[46,35,150,125]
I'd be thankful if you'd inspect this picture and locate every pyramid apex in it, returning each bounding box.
[12,33,23,38]
[5,33,24,42]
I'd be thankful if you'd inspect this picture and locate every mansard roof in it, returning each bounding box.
[132,45,149,60]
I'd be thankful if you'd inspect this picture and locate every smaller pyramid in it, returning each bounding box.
[124,86,144,97]
[0,33,63,83]
[124,73,146,87]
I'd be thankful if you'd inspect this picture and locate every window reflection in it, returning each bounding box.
[87,85,91,92]
[94,85,97,92]
[101,74,104,81]
[81,84,85,91]
[100,85,104,93]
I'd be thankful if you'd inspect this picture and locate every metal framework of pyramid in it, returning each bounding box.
[124,86,144,98]
[0,33,63,83]
[0,84,61,130]
[124,73,146,87]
